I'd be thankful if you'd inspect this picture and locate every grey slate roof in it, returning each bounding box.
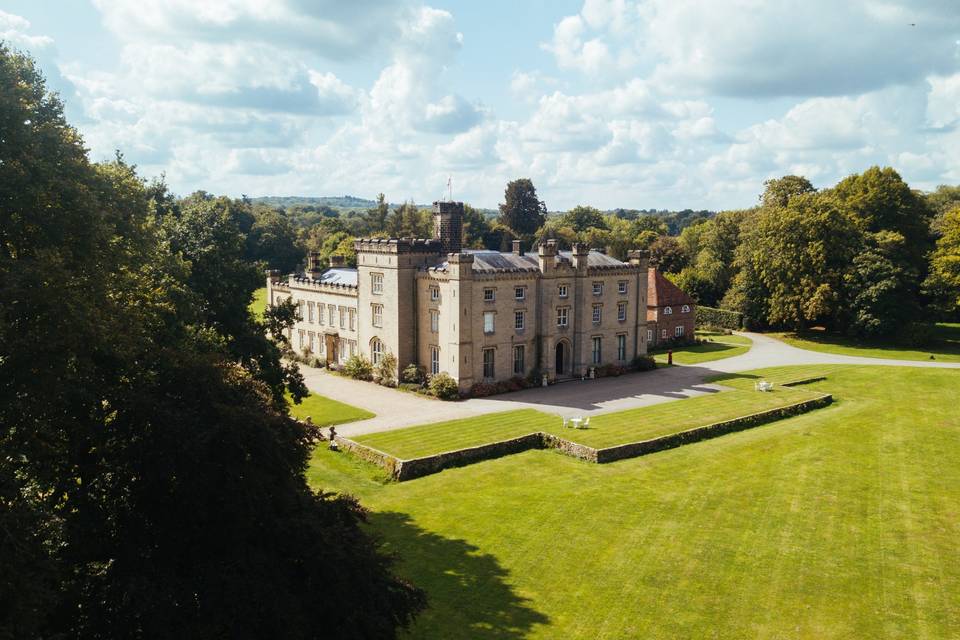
[431,249,627,273]
[314,268,358,286]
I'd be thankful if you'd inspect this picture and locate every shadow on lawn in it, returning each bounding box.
[372,511,549,639]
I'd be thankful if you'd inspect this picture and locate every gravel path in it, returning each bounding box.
[302,332,960,437]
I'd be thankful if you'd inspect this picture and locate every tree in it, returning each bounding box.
[559,205,606,232]
[246,205,304,273]
[366,192,390,234]
[461,203,492,249]
[0,46,424,639]
[647,236,688,274]
[498,178,546,239]
[760,175,815,208]
[924,207,960,316]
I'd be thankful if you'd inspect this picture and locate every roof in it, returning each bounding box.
[647,269,695,308]
[433,249,629,273]
[314,268,358,286]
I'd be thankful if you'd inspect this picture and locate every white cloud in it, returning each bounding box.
[0,10,54,49]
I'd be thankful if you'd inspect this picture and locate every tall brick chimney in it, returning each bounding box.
[433,201,463,254]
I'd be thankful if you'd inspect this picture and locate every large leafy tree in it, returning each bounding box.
[0,46,424,639]
[498,178,547,239]
[924,207,960,316]
[559,205,606,232]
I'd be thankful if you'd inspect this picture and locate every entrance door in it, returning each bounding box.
[325,334,337,364]
[555,341,565,376]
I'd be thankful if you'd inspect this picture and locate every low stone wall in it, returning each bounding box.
[336,393,833,481]
[394,433,545,481]
[595,394,833,463]
[333,437,401,477]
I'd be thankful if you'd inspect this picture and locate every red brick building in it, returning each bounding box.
[646,269,696,347]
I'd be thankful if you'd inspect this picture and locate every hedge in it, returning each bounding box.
[696,305,743,330]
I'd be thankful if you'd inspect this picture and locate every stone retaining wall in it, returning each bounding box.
[336,393,833,481]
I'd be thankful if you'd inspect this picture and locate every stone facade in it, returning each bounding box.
[268,201,652,392]
[646,268,696,348]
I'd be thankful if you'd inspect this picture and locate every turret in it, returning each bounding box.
[433,201,463,254]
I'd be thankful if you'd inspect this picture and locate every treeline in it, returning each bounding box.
[667,173,960,339]
[1,46,423,638]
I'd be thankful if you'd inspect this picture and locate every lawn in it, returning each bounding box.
[355,384,822,457]
[773,322,960,362]
[287,392,374,425]
[652,330,752,364]
[309,365,960,639]
[249,286,268,320]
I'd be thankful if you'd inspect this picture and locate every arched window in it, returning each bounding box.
[681,304,690,313]
[370,338,384,364]
[664,306,673,315]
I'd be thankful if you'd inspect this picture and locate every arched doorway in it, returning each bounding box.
[555,340,569,376]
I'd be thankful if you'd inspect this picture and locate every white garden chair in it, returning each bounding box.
[581,417,590,429]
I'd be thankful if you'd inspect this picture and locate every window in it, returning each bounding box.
[484,288,495,301]
[371,338,384,364]
[558,284,568,298]
[617,334,626,361]
[661,329,668,339]
[339,307,346,329]
[349,308,356,331]
[430,286,440,301]
[298,300,305,321]
[617,301,627,321]
[483,348,495,379]
[681,304,691,313]
[298,329,305,349]
[664,306,673,315]
[592,282,603,296]
[647,329,653,342]
[372,304,383,327]
[371,273,384,294]
[515,286,525,300]
[676,325,685,337]
[557,307,568,327]
[328,305,336,325]
[318,304,325,325]
[307,302,315,323]
[592,304,602,323]
[349,341,356,357]
[513,345,525,374]
[430,310,439,333]
[430,346,440,375]
[514,310,525,331]
[483,311,495,334]
[592,337,602,364]
[618,281,627,295]
[318,338,325,355]
[308,332,315,352]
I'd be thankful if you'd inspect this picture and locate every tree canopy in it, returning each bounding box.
[498,178,547,239]
[0,45,423,639]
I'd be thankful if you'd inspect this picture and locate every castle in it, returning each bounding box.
[266,201,654,392]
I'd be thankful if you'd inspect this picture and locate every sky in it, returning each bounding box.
[3,0,960,211]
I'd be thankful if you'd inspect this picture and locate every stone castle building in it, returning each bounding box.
[266,202,652,392]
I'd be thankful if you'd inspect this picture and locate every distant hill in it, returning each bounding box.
[251,195,378,210]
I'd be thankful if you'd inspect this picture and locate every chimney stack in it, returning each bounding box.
[433,201,463,254]
[307,252,324,279]
[329,255,345,268]
[512,239,522,255]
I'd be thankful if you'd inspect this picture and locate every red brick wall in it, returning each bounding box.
[647,306,696,348]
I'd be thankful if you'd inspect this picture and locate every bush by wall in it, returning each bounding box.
[428,372,460,400]
[696,305,744,330]
[342,355,373,380]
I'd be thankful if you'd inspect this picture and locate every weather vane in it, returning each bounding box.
[446,175,453,202]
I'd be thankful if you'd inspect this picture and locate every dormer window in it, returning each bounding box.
[664,306,673,315]
[681,304,690,313]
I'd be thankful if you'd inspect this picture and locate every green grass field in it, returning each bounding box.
[773,323,960,362]
[355,384,822,458]
[652,331,752,364]
[249,286,268,320]
[287,392,374,425]
[309,365,960,639]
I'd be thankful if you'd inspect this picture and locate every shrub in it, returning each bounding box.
[400,363,425,385]
[696,305,743,330]
[469,382,498,397]
[495,380,512,394]
[598,363,626,377]
[508,375,529,390]
[376,352,398,387]
[342,355,373,381]
[526,368,543,387]
[428,372,460,400]
[896,321,936,347]
[631,355,657,371]
[398,382,422,393]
